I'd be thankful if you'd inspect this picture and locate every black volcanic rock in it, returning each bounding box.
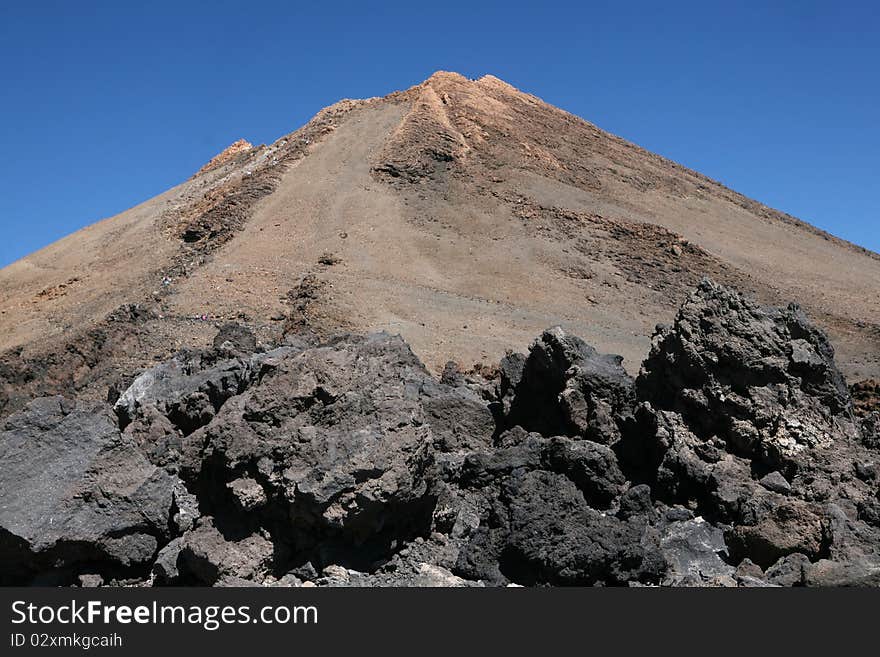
[498,327,635,444]
[3,282,879,586]
[0,397,178,585]
[212,322,258,354]
[623,280,880,579]
[637,279,851,471]
[153,332,494,576]
[446,438,665,586]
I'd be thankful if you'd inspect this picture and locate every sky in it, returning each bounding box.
[0,1,878,268]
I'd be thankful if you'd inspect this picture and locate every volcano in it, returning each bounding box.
[1,71,878,415]
[3,73,880,588]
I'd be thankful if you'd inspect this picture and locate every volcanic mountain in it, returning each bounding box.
[1,71,879,416]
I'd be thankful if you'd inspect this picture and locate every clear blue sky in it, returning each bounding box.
[1,1,878,268]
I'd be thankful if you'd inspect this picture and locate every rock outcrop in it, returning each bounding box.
[0,397,178,585]
[195,139,254,175]
[2,281,878,587]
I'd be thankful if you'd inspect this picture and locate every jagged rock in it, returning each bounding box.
[804,558,880,587]
[496,351,526,417]
[409,563,474,587]
[420,380,497,452]
[765,553,809,586]
[286,561,319,582]
[116,345,296,466]
[313,558,480,587]
[759,471,792,494]
[440,361,465,387]
[174,332,494,571]
[5,281,880,587]
[0,397,177,585]
[454,431,628,509]
[115,354,249,433]
[175,517,274,586]
[862,412,880,450]
[542,437,628,508]
[498,470,664,585]
[171,479,200,533]
[854,460,877,482]
[620,280,879,575]
[499,327,635,443]
[266,573,304,587]
[637,279,852,470]
[734,558,763,579]
[227,477,267,511]
[152,537,184,583]
[725,499,828,568]
[660,517,734,585]
[212,322,257,353]
[735,575,776,587]
[859,498,880,528]
[329,563,478,587]
[617,484,655,520]
[443,432,665,586]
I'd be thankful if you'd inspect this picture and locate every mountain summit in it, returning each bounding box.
[1,71,878,415]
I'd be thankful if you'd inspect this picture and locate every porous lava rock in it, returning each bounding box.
[3,281,879,587]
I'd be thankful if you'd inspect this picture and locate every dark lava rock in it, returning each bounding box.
[659,517,734,586]
[725,498,828,568]
[498,327,635,444]
[764,553,809,586]
[212,322,258,354]
[442,432,664,586]
[174,517,275,586]
[637,279,851,472]
[0,397,178,585]
[4,280,880,587]
[115,345,296,461]
[170,332,494,574]
[759,471,792,494]
[620,280,879,578]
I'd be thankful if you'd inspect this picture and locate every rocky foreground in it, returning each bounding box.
[1,280,878,587]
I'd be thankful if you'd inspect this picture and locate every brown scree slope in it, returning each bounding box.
[1,71,878,415]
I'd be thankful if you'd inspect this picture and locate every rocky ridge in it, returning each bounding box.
[1,281,878,587]
[195,139,255,176]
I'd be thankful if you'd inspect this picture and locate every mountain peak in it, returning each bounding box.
[423,70,469,85]
[1,72,878,427]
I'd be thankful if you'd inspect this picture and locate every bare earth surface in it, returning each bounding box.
[1,71,878,415]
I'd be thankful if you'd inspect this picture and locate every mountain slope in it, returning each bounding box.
[1,71,878,416]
